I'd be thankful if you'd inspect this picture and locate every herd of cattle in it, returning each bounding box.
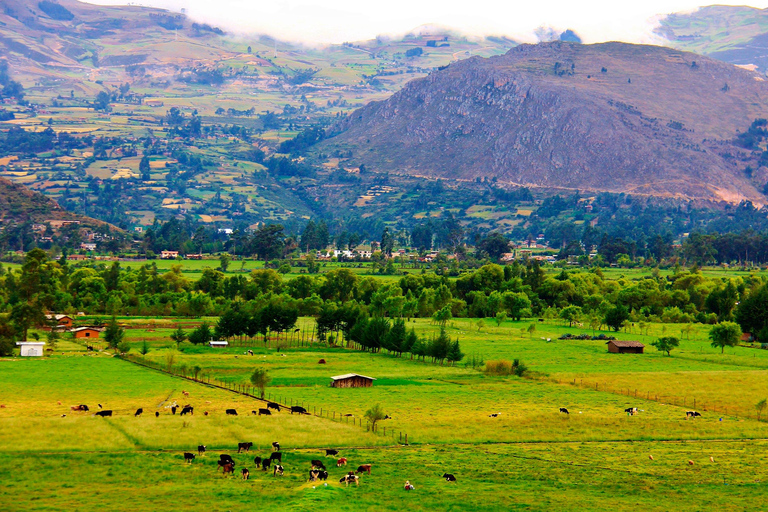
[65,398,309,419]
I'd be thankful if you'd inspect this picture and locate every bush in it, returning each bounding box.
[484,359,528,376]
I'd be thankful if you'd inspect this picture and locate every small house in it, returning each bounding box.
[606,340,645,354]
[330,373,376,388]
[71,327,101,339]
[741,333,753,342]
[46,314,73,328]
[209,340,228,348]
[17,342,45,357]
[161,251,179,259]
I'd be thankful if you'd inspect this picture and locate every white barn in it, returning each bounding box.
[17,342,45,357]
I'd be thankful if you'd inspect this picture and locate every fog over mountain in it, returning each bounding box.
[85,0,768,45]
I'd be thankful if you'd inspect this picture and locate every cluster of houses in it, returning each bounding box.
[45,314,102,339]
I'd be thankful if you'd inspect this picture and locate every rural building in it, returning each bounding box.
[330,373,376,388]
[160,251,179,259]
[46,314,73,328]
[17,342,45,357]
[741,333,754,342]
[71,327,101,339]
[209,340,228,348]
[606,340,645,354]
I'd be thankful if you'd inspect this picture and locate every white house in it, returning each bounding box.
[209,340,229,348]
[17,342,45,357]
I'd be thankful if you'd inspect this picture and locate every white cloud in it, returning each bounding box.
[83,1,768,44]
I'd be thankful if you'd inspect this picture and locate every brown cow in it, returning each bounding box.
[337,457,348,467]
[356,464,372,475]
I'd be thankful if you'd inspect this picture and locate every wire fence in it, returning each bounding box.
[120,353,411,445]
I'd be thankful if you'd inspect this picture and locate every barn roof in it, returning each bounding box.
[70,326,102,332]
[606,340,645,348]
[330,373,376,381]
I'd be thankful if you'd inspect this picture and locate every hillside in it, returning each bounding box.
[320,42,768,204]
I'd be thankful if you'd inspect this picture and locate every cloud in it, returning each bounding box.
[83,1,768,45]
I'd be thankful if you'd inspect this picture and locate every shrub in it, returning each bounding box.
[484,359,528,377]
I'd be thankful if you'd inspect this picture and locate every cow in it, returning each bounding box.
[135,408,143,417]
[226,409,238,416]
[74,405,89,412]
[272,442,280,452]
[237,442,253,453]
[180,406,193,416]
[311,460,326,470]
[269,452,282,463]
[184,452,195,463]
[204,411,209,416]
[325,449,339,457]
[221,462,235,475]
[260,458,271,471]
[171,406,178,415]
[267,402,280,412]
[155,411,160,417]
[443,473,457,482]
[318,359,326,364]
[538,318,545,322]
[86,345,94,351]
[219,454,235,466]
[242,468,250,480]
[489,413,501,418]
[384,415,392,420]
[356,464,372,475]
[686,411,702,418]
[340,474,359,486]
[290,406,307,415]
[182,391,189,397]
[337,457,348,467]
[198,445,206,456]
[273,464,284,477]
[309,469,320,482]
[559,408,569,415]
[247,350,254,356]
[258,408,271,416]
[95,410,113,417]
[98,404,102,409]
[625,407,638,416]
[316,470,328,481]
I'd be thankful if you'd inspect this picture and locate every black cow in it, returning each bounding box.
[237,442,253,453]
[272,442,280,452]
[184,452,195,463]
[86,345,94,351]
[325,449,339,457]
[489,413,501,418]
[290,406,307,415]
[311,460,326,470]
[134,408,143,417]
[309,469,320,482]
[198,445,206,455]
[226,409,238,416]
[220,454,235,466]
[95,410,113,417]
[317,470,328,481]
[155,411,159,417]
[443,473,457,482]
[269,452,282,463]
[258,408,271,416]
[180,406,193,416]
[267,402,280,412]
[686,411,702,418]
[260,458,271,471]
[273,464,284,476]
[559,408,569,415]
[171,406,178,415]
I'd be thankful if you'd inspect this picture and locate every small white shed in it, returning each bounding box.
[17,342,45,357]
[209,340,229,348]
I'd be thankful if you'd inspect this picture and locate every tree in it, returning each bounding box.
[94,91,111,112]
[709,321,742,354]
[104,317,125,352]
[364,403,386,431]
[476,232,510,261]
[651,336,679,356]
[433,305,452,328]
[251,224,285,261]
[188,321,212,345]
[140,340,150,356]
[250,367,271,398]
[527,323,537,338]
[219,253,231,272]
[139,156,151,181]
[170,326,187,349]
[559,306,582,327]
[756,398,767,421]
[446,339,464,366]
[494,312,507,327]
[604,305,629,332]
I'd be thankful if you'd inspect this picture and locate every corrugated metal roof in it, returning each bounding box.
[330,373,376,381]
[606,340,645,348]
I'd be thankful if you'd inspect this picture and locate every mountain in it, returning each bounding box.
[657,5,768,72]
[320,41,768,204]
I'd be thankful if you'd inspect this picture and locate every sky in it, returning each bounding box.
[85,1,768,45]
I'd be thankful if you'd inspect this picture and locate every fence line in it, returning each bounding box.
[119,354,410,444]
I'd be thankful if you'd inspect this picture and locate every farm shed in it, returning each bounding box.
[330,374,376,388]
[607,340,645,354]
[209,341,228,348]
[16,342,45,357]
[71,327,101,339]
[45,314,73,328]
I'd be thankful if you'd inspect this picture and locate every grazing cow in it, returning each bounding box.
[204,411,209,416]
[242,468,250,480]
[184,452,195,463]
[559,408,569,415]
[71,405,89,412]
[171,406,178,415]
[311,460,326,470]
[182,391,189,397]
[226,409,238,416]
[325,449,339,457]
[442,473,457,482]
[685,411,702,418]
[290,406,307,415]
[625,407,638,416]
[273,464,284,477]
[339,474,359,486]
[86,345,94,351]
[384,415,392,420]
[61,414,66,417]
[258,408,271,416]
[688,460,695,466]
[356,464,372,475]
[489,413,501,418]
[221,462,235,475]
[317,470,328,481]
[135,408,143,417]
[337,457,348,467]
[95,410,113,417]
[219,454,235,466]
[272,442,280,452]
[267,402,280,412]
[269,452,282,463]
[237,442,253,453]
[318,359,326,364]
[180,406,193,416]
[309,469,320,482]
[98,404,103,409]
[538,318,545,322]
[260,458,271,471]
[247,350,254,356]
[155,411,160,417]
[198,445,206,456]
